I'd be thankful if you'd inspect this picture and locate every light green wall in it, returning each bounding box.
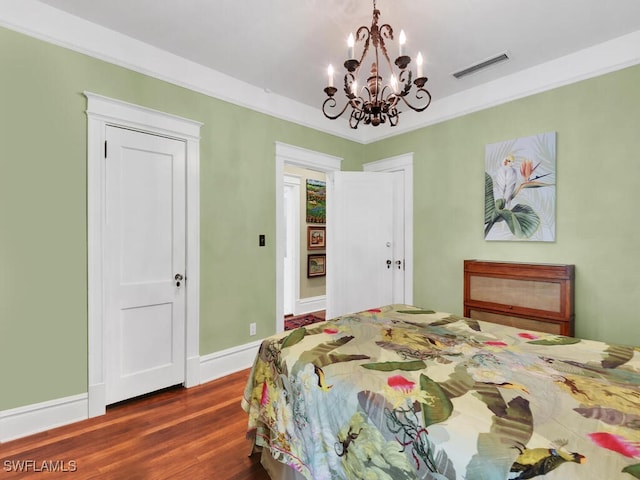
[0,27,361,411]
[2,24,639,413]
[362,64,640,347]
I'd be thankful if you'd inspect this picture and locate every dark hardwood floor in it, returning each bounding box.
[0,370,270,480]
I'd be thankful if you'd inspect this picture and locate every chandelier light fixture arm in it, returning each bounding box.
[321,93,351,121]
[399,81,432,113]
[322,0,432,128]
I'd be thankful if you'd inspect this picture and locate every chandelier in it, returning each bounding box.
[322,0,432,129]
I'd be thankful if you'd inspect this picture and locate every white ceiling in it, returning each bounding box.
[7,1,640,140]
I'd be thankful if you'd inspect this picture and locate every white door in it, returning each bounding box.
[326,171,404,318]
[104,126,186,405]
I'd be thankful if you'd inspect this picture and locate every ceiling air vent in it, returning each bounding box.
[452,52,510,79]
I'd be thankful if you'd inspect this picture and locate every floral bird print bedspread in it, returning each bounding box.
[242,305,640,479]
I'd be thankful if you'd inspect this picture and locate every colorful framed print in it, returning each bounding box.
[306,179,326,223]
[307,254,326,277]
[307,226,326,250]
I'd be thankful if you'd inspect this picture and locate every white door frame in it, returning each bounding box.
[283,175,301,316]
[85,92,202,417]
[275,142,342,333]
[275,143,414,328]
[364,153,414,305]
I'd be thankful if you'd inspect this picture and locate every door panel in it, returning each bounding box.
[121,303,174,375]
[119,149,174,283]
[105,126,186,404]
[327,171,402,318]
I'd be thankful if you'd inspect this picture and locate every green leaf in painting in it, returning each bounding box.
[623,464,640,479]
[420,374,453,427]
[281,327,306,349]
[361,360,427,372]
[496,203,540,238]
[485,172,496,224]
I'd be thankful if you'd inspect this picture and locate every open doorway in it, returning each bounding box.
[284,166,327,317]
[275,143,342,333]
[275,143,414,332]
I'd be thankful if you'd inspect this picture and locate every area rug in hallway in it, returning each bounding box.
[284,313,324,330]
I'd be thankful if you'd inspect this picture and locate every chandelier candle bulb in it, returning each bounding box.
[417,52,424,77]
[390,75,398,93]
[327,64,334,87]
[399,30,406,57]
[348,33,355,59]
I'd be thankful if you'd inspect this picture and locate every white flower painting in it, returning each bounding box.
[484,132,556,241]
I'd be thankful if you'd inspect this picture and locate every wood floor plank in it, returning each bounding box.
[0,370,270,480]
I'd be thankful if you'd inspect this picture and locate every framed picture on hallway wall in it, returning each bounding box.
[307,226,326,250]
[306,179,326,223]
[307,254,326,277]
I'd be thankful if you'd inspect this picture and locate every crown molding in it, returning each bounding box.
[1,1,639,145]
[358,29,640,143]
[0,0,363,142]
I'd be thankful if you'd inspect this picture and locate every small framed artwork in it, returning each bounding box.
[307,254,326,277]
[306,179,326,223]
[307,226,326,250]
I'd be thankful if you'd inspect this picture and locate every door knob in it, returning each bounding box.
[175,273,184,287]
[386,260,392,269]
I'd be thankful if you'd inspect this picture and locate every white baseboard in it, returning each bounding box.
[0,342,263,443]
[199,340,262,384]
[0,393,88,443]
[295,295,326,316]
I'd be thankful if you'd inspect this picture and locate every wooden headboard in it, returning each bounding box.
[463,260,575,336]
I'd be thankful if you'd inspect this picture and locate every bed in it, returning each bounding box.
[243,267,640,480]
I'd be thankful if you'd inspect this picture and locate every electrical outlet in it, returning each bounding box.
[249,322,257,336]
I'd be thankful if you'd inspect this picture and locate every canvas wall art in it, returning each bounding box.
[485,132,556,241]
[306,179,326,223]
